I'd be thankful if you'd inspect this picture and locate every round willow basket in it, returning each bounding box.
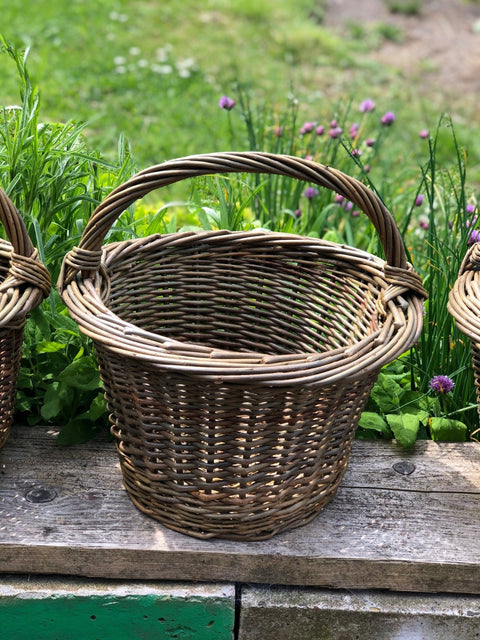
[448,243,480,421]
[0,190,51,450]
[58,152,427,540]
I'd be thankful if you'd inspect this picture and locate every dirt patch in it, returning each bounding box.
[323,0,480,98]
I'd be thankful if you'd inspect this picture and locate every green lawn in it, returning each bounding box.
[2,0,478,173]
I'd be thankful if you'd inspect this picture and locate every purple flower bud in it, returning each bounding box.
[363,164,371,173]
[300,121,315,135]
[365,138,376,147]
[349,122,359,138]
[294,208,302,219]
[351,148,362,158]
[328,126,342,139]
[351,209,360,217]
[467,229,480,246]
[419,220,429,230]
[415,194,424,207]
[419,129,429,139]
[360,99,375,113]
[381,111,395,126]
[303,186,319,200]
[334,194,345,204]
[219,95,235,110]
[466,204,476,214]
[429,375,455,394]
[344,201,353,212]
[330,119,338,127]
[315,125,325,136]
[465,215,477,228]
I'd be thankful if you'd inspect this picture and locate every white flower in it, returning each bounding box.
[151,64,173,74]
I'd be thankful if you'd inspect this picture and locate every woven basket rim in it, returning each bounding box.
[61,228,425,385]
[0,190,50,326]
[58,152,427,385]
[449,267,480,343]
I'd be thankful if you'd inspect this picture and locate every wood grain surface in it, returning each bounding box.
[1,425,480,594]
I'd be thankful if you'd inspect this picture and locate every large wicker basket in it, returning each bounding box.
[0,190,51,450]
[448,243,480,421]
[58,152,427,540]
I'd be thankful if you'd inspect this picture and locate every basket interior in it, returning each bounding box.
[104,238,385,355]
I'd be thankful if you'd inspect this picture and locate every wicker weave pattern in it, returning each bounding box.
[58,152,426,540]
[448,243,480,419]
[0,191,51,449]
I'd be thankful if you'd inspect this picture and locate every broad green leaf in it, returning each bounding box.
[40,382,71,421]
[36,341,66,354]
[88,392,107,421]
[58,356,101,391]
[371,373,404,413]
[56,419,99,445]
[358,412,389,433]
[41,383,63,421]
[386,413,420,449]
[429,417,468,442]
[28,307,51,341]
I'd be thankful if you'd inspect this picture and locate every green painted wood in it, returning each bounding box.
[0,579,234,640]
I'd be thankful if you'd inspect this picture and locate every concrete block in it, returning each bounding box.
[0,576,235,639]
[239,586,480,640]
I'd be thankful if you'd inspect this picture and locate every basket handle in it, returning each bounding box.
[0,189,51,298]
[58,152,426,298]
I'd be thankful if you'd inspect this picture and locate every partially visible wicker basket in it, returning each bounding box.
[0,190,51,450]
[448,243,480,420]
[58,152,427,540]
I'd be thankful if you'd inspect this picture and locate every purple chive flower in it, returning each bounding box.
[466,204,476,214]
[219,95,235,110]
[415,194,424,207]
[365,138,376,147]
[300,121,315,135]
[351,209,360,217]
[363,164,371,173]
[343,201,353,212]
[467,229,480,245]
[315,125,325,136]
[303,186,319,200]
[466,215,477,228]
[360,99,375,113]
[334,194,344,204]
[328,126,343,139]
[419,219,429,230]
[351,148,362,158]
[330,119,338,127]
[349,122,359,138]
[419,129,429,139]
[381,111,395,126]
[429,375,455,394]
[294,208,302,219]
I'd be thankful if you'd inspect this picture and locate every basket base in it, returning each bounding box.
[118,456,349,541]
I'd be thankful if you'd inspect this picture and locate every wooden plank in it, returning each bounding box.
[0,576,235,640]
[239,586,480,640]
[1,425,480,593]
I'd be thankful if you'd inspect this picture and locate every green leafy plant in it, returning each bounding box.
[0,37,135,442]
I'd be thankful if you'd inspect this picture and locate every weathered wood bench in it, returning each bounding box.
[1,425,480,639]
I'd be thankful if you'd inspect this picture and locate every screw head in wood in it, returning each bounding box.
[24,486,57,503]
[392,461,416,475]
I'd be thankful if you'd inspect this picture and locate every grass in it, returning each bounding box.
[1,0,479,173]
